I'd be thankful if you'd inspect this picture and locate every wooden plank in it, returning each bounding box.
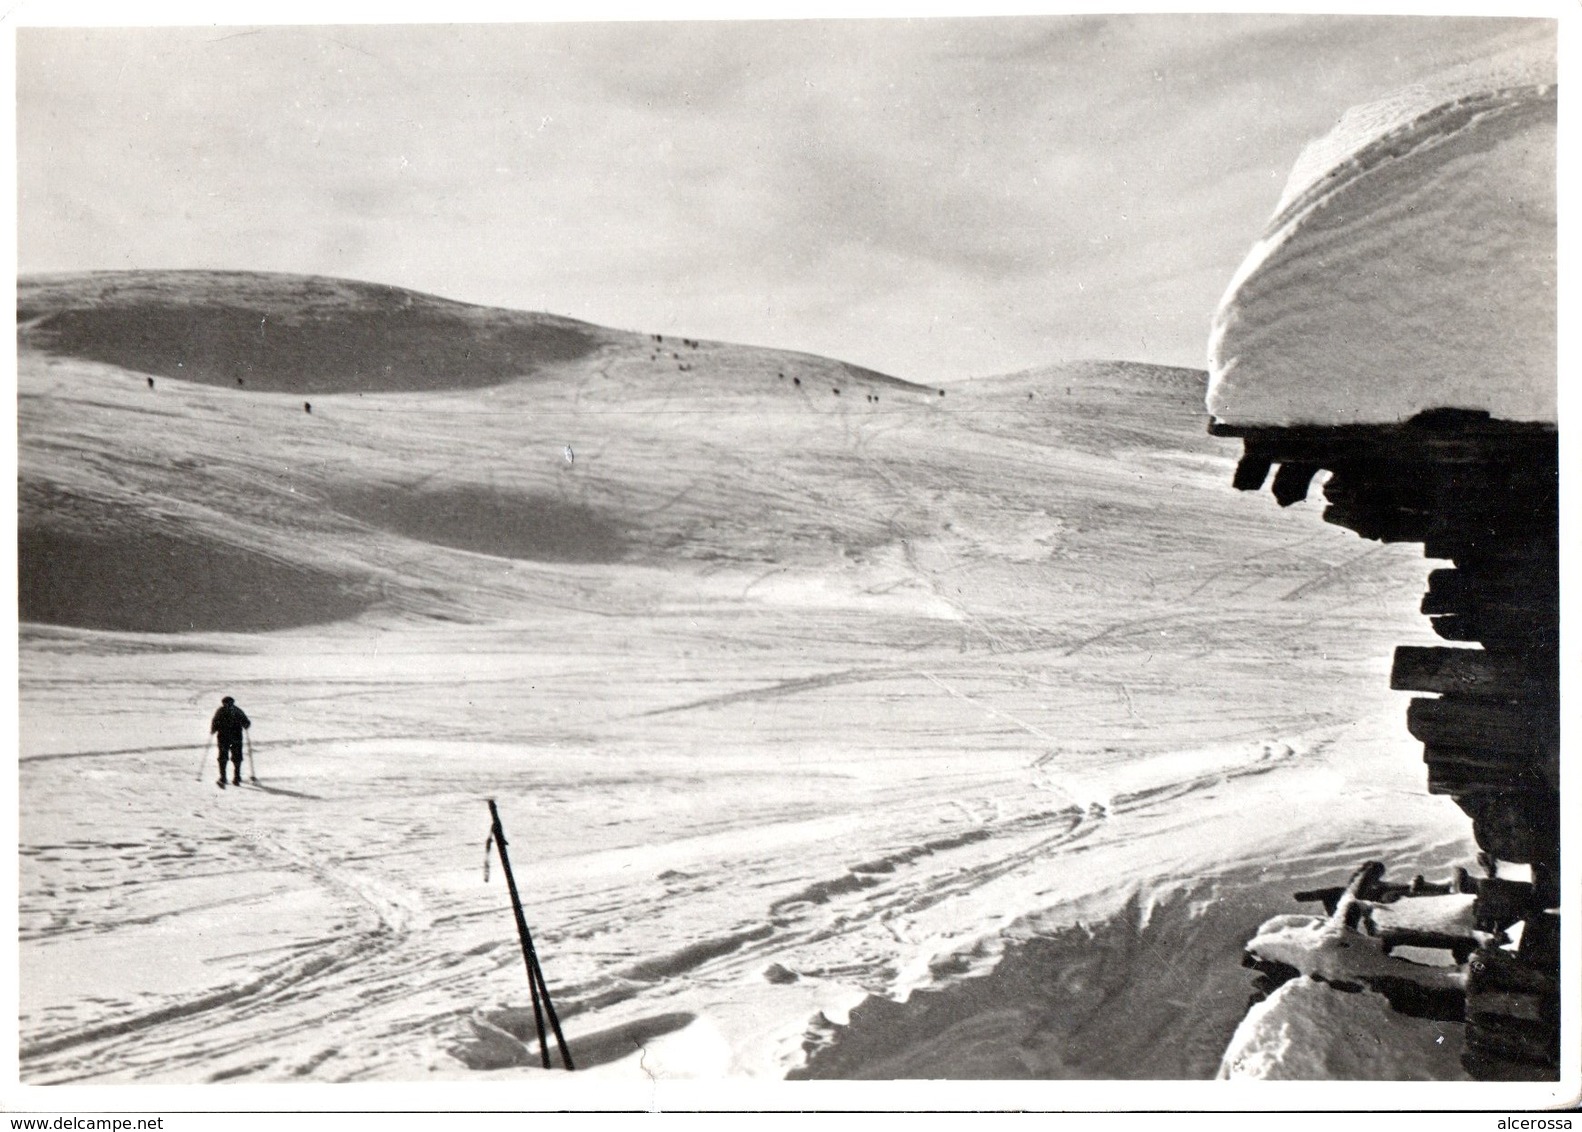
[1408,698,1542,755]
[1466,990,1550,1025]
[1424,567,1558,605]
[1425,530,1558,564]
[1421,578,1555,618]
[1429,613,1554,649]
[1318,477,1424,511]
[1424,761,1536,797]
[1378,928,1478,963]
[1390,646,1531,696]
[1419,565,1557,619]
[1422,750,1551,799]
[1461,1052,1560,1082]
[1429,615,1480,642]
[1270,461,1320,507]
[1463,1018,1559,1067]
[1208,419,1555,468]
[1231,451,1272,492]
[1422,745,1530,773]
[1321,504,1429,543]
[1323,481,1549,526]
[1291,884,1346,913]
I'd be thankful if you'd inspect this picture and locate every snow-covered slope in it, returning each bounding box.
[16,272,1474,1088]
[1206,43,1556,427]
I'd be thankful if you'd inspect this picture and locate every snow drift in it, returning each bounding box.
[1206,42,1556,428]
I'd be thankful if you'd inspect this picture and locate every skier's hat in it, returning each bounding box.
[222,696,234,705]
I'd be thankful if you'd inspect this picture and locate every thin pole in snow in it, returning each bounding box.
[488,804,548,1066]
[197,739,211,783]
[486,799,574,1070]
[246,731,257,783]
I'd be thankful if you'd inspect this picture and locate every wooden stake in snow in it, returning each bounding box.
[485,799,574,1070]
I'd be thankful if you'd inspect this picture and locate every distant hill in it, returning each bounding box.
[18,270,1250,636]
[18,271,625,394]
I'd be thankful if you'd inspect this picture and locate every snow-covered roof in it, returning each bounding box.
[1206,42,1556,429]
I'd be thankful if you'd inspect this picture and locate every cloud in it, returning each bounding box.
[16,15,1555,381]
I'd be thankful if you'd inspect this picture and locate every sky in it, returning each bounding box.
[12,6,1561,383]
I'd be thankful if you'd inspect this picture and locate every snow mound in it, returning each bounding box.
[1206,41,1555,427]
[1218,977,1466,1080]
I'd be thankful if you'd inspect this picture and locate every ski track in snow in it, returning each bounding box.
[21,799,448,1082]
[17,608,1446,1085]
[18,331,1470,1083]
[18,723,1319,1083]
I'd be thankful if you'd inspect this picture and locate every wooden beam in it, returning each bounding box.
[1428,614,1555,649]
[1421,569,1557,617]
[1231,451,1272,491]
[1463,1017,1559,1067]
[1407,698,1544,756]
[1424,756,1549,796]
[1425,529,1558,565]
[1207,417,1555,467]
[1466,990,1551,1026]
[1321,502,1430,543]
[1390,646,1531,697]
[1421,749,1543,801]
[1270,461,1321,507]
[1421,590,1555,618]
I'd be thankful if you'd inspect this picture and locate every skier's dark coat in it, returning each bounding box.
[211,703,251,744]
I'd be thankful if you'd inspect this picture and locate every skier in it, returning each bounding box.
[211,696,251,788]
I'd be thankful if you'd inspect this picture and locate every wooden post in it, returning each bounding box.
[487,799,575,1070]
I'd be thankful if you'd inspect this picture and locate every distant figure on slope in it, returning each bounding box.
[211,696,251,788]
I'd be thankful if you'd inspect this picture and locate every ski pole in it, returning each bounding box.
[197,738,212,783]
[526,952,567,1071]
[487,801,549,1067]
[486,799,574,1070]
[246,732,257,783]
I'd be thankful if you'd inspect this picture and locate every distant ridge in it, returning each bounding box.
[18,269,622,395]
[18,270,930,397]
